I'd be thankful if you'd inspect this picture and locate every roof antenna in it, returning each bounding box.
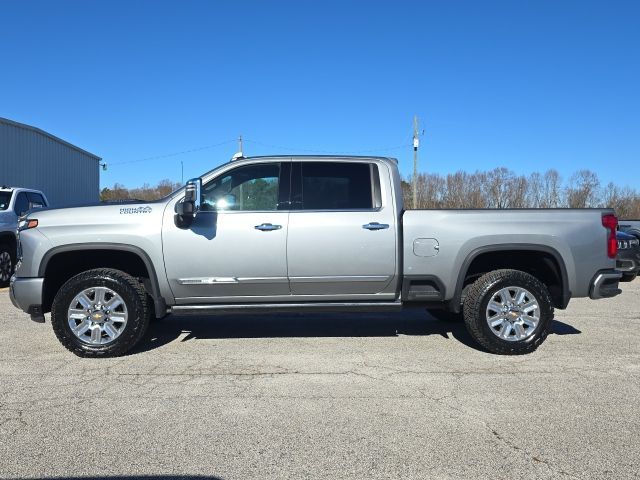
[231,134,244,161]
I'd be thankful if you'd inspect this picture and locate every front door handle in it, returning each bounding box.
[255,223,282,231]
[362,222,389,231]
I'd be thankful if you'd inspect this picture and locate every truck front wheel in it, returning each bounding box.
[51,268,150,357]
[463,269,553,355]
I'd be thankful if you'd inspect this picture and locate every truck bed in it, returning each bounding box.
[401,208,616,304]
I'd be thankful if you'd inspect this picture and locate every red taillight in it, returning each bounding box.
[602,214,618,258]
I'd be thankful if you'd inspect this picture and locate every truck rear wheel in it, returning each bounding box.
[0,244,15,288]
[51,268,150,357]
[463,269,553,355]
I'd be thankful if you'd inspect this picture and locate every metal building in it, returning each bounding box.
[0,117,100,207]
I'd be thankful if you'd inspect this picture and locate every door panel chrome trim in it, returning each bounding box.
[289,275,390,283]
[178,277,288,285]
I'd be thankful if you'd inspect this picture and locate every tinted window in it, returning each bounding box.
[13,192,29,216]
[201,163,280,211]
[299,162,373,210]
[27,192,46,209]
[0,192,10,211]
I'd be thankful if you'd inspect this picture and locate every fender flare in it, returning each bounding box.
[39,243,167,316]
[452,243,571,311]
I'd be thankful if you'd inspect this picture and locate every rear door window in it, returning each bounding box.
[293,162,376,210]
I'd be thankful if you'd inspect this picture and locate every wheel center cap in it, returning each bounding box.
[91,311,106,323]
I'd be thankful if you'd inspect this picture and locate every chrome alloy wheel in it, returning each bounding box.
[0,251,12,282]
[485,286,540,342]
[67,287,128,345]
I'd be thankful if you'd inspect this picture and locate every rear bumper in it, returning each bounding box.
[616,259,638,273]
[589,270,622,300]
[9,276,46,322]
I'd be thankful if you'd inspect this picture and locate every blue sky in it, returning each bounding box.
[1,0,638,189]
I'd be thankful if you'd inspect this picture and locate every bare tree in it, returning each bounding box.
[509,175,528,208]
[414,173,447,208]
[484,168,517,208]
[602,182,640,218]
[541,169,563,208]
[526,172,543,208]
[566,170,600,208]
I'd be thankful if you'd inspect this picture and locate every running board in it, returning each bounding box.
[170,301,403,315]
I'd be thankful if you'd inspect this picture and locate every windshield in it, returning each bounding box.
[0,192,11,211]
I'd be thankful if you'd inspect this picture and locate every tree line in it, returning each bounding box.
[401,168,640,218]
[100,179,182,202]
[100,168,640,218]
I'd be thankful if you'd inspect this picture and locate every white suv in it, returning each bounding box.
[0,187,48,286]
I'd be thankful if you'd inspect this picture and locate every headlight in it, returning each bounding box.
[618,240,629,250]
[17,218,38,231]
[631,239,640,248]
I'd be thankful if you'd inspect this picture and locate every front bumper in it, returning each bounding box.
[9,276,46,322]
[589,270,622,300]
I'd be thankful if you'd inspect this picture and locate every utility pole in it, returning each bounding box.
[412,115,420,209]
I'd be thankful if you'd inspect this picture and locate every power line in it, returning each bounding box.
[108,139,236,166]
[106,136,413,168]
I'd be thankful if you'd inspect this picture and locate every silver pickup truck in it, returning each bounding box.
[10,155,622,357]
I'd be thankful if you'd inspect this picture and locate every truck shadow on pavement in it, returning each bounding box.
[17,477,223,480]
[131,310,581,355]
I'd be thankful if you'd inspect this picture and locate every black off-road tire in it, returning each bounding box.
[51,268,150,358]
[463,269,554,355]
[0,243,15,288]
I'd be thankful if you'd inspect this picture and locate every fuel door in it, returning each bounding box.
[413,238,439,257]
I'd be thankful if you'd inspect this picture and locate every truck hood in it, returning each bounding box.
[26,200,169,230]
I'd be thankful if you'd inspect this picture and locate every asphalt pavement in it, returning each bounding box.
[0,281,639,480]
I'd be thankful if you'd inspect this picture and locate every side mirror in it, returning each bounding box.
[174,178,202,229]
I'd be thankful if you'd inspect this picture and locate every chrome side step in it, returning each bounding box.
[170,301,403,315]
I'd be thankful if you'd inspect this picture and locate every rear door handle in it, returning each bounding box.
[362,222,389,230]
[255,223,282,231]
